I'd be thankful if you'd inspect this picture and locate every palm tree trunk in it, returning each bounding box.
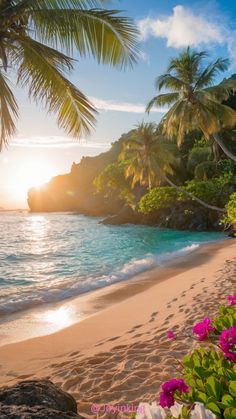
[212,141,220,162]
[212,133,236,163]
[164,176,226,213]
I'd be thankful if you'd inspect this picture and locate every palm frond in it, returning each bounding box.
[31,8,139,68]
[0,71,18,150]
[15,35,96,137]
[167,49,208,84]
[155,74,187,91]
[194,58,229,90]
[146,93,179,113]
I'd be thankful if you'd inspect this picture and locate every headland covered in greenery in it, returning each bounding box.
[28,51,236,232]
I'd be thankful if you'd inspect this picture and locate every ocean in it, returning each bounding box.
[0,212,225,319]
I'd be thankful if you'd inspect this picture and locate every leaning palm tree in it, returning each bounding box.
[120,122,225,212]
[147,47,236,162]
[0,0,138,150]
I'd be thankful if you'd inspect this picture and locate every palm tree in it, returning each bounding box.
[146,48,236,162]
[0,0,138,150]
[120,122,225,212]
[119,122,178,190]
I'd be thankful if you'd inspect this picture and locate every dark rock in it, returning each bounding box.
[0,379,84,419]
[228,230,236,238]
[0,403,80,418]
[101,202,223,232]
[101,205,142,225]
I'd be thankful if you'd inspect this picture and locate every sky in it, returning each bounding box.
[1,0,236,208]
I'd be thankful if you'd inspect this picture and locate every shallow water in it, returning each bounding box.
[0,212,225,319]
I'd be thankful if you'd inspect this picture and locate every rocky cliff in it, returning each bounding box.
[28,134,129,214]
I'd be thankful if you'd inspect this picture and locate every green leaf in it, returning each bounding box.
[181,406,190,418]
[224,407,236,419]
[222,394,236,407]
[229,381,236,397]
[194,366,210,379]
[206,402,221,416]
[195,390,207,403]
[183,354,194,368]
[206,376,222,399]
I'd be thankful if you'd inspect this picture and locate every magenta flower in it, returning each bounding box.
[167,330,175,340]
[227,294,236,306]
[160,391,174,408]
[220,326,236,362]
[192,317,214,341]
[160,379,189,408]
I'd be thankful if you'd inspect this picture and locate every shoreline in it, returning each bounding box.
[0,238,235,417]
[0,236,227,346]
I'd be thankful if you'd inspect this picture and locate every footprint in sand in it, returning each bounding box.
[166,313,174,320]
[107,336,120,342]
[149,312,158,323]
[133,333,143,338]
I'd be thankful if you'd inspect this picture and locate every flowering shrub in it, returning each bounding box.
[160,379,189,408]
[227,294,236,306]
[133,295,236,418]
[192,318,215,341]
[164,300,236,418]
[219,327,236,362]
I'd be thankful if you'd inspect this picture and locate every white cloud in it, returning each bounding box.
[138,5,224,48]
[90,97,167,114]
[138,50,150,64]
[226,31,236,69]
[11,136,111,149]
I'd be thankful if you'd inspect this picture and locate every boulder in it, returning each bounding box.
[101,205,143,225]
[0,379,84,419]
[0,404,80,418]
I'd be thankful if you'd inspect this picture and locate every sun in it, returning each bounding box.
[14,158,56,202]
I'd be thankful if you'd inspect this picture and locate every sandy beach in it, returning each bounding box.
[0,239,235,418]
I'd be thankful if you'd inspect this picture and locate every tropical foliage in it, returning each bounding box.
[224,193,236,228]
[0,0,138,149]
[119,122,179,190]
[93,161,135,206]
[139,187,181,213]
[139,178,234,215]
[133,297,236,418]
[147,48,236,162]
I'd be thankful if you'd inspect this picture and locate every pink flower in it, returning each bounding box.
[227,294,236,306]
[160,379,189,408]
[167,330,175,340]
[159,391,174,408]
[219,326,236,362]
[192,318,214,341]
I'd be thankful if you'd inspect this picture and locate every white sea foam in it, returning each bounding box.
[0,213,224,317]
[0,243,200,315]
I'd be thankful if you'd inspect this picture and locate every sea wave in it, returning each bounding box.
[0,243,199,316]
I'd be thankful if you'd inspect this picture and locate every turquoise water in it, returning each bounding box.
[0,212,225,317]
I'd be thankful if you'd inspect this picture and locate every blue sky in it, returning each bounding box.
[1,0,236,208]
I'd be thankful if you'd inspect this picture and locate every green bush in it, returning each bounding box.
[224,192,236,227]
[194,161,218,180]
[93,161,135,205]
[139,178,233,214]
[185,178,232,207]
[181,348,236,417]
[187,146,212,175]
[139,187,182,214]
[179,305,236,417]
